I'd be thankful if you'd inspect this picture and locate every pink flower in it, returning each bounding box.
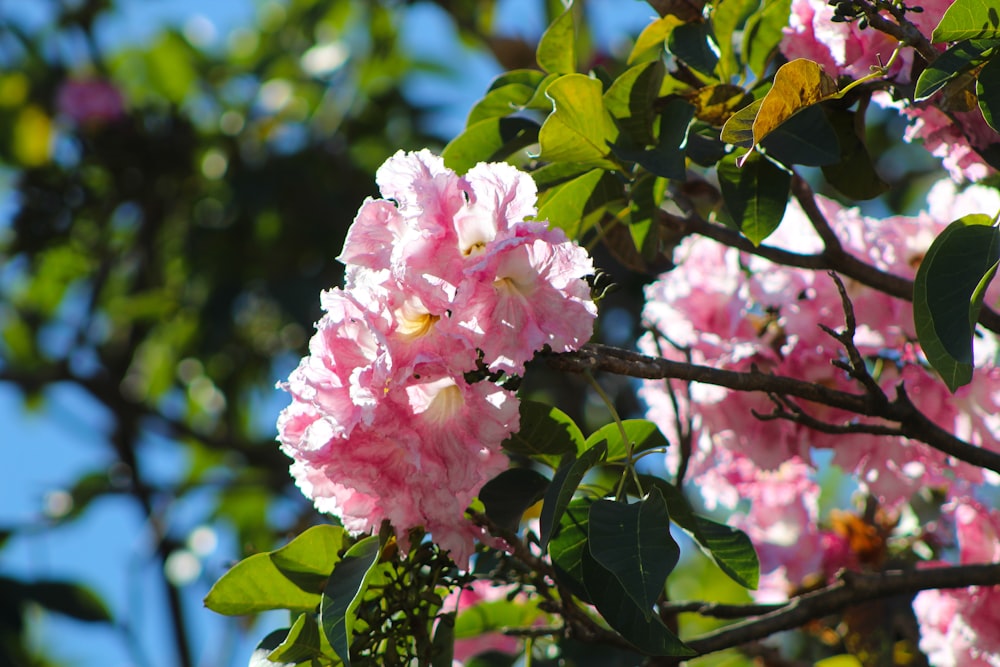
[898,105,998,183]
[443,580,524,663]
[56,77,125,126]
[278,150,595,565]
[912,500,1000,666]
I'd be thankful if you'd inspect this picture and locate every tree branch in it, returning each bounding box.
[544,344,1000,475]
[683,563,1000,657]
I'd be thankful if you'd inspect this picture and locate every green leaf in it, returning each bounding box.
[581,548,693,656]
[931,0,1000,42]
[820,106,889,200]
[913,215,1000,391]
[915,39,997,101]
[487,69,548,92]
[604,61,666,145]
[538,74,620,169]
[668,22,720,78]
[537,3,576,74]
[535,168,622,239]
[712,0,761,81]
[628,15,684,65]
[978,55,1000,131]
[320,536,381,667]
[253,629,297,667]
[548,498,595,603]
[760,104,841,167]
[452,594,541,639]
[742,0,792,78]
[467,83,538,125]
[717,151,791,245]
[500,399,585,466]
[205,526,347,616]
[430,612,456,667]
[267,613,325,664]
[613,99,694,180]
[442,117,540,175]
[685,84,755,127]
[588,489,679,617]
[629,476,760,589]
[12,579,112,623]
[479,468,550,533]
[539,442,608,549]
[271,525,349,577]
[720,98,763,147]
[583,419,670,463]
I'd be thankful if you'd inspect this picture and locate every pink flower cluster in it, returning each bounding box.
[638,180,1000,609]
[277,150,596,566]
[780,0,998,182]
[913,499,1000,667]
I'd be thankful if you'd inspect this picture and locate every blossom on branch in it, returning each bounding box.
[277,150,595,566]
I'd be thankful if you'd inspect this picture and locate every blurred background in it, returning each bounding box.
[0,1,658,666]
[0,1,954,666]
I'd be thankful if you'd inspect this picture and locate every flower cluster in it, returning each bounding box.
[638,179,1000,618]
[780,0,998,183]
[277,150,596,566]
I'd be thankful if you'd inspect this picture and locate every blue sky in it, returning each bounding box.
[0,1,655,665]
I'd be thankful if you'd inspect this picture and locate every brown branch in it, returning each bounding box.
[683,563,1000,657]
[853,0,939,65]
[658,600,783,620]
[545,344,1000,474]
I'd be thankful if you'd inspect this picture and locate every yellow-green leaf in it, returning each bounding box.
[537,3,576,74]
[627,15,684,65]
[538,74,620,169]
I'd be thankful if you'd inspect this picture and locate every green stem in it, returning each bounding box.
[583,371,643,501]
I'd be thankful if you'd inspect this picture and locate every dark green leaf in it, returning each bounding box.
[583,419,670,463]
[611,99,694,180]
[629,476,760,589]
[978,55,1000,131]
[537,4,576,74]
[548,498,594,602]
[17,580,112,623]
[252,629,296,667]
[452,594,541,639]
[535,168,622,239]
[820,106,889,200]
[479,468,550,533]
[588,489,679,617]
[321,536,381,667]
[913,215,1000,391]
[667,22,720,78]
[760,104,840,167]
[717,151,791,245]
[604,61,666,145]
[500,399,585,466]
[581,549,693,656]
[442,118,540,175]
[915,40,997,101]
[529,161,594,190]
[539,442,608,549]
[487,69,548,93]
[538,74,620,169]
[431,612,456,667]
[742,0,791,78]
[931,0,1000,42]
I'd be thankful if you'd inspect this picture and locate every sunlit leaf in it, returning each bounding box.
[583,419,670,463]
[537,3,576,74]
[684,84,754,127]
[913,215,1000,391]
[742,0,792,78]
[914,40,996,101]
[535,167,622,239]
[539,74,620,169]
[628,15,684,65]
[712,0,760,81]
[604,61,666,145]
[442,117,540,175]
[931,0,1000,42]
